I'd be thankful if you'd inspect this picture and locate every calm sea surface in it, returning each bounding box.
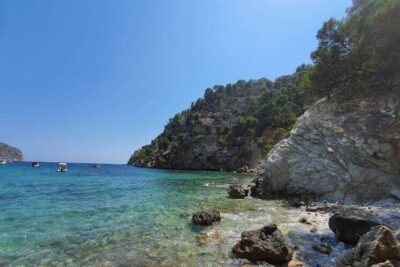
[0,162,322,266]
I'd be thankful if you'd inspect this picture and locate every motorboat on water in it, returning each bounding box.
[93,163,101,168]
[0,157,6,164]
[57,163,68,172]
[32,162,40,168]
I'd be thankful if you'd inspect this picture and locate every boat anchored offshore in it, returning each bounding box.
[0,157,6,164]
[57,163,68,172]
[93,163,101,168]
[32,162,40,168]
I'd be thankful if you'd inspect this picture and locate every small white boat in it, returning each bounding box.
[32,162,40,168]
[0,157,6,165]
[93,163,101,168]
[57,163,68,172]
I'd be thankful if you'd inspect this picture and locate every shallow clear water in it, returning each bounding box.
[0,163,338,267]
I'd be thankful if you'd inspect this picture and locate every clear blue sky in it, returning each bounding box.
[0,0,351,164]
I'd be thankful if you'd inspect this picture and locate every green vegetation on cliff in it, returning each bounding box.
[129,66,316,171]
[129,0,399,171]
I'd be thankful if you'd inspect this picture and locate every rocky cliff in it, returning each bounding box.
[129,79,272,171]
[0,143,23,162]
[254,91,400,204]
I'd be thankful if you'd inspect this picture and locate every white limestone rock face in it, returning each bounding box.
[257,94,400,203]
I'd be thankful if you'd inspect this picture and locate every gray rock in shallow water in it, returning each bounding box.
[255,94,400,204]
[192,209,221,226]
[232,224,293,263]
[336,226,400,267]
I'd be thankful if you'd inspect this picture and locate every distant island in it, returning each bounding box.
[0,142,23,162]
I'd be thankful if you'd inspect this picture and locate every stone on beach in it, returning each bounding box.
[329,213,381,244]
[336,225,400,267]
[232,224,293,263]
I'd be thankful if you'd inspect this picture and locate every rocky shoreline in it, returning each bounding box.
[192,181,400,266]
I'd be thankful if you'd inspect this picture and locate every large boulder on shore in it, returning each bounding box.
[232,224,293,263]
[337,225,400,267]
[192,209,221,226]
[329,213,381,245]
[254,94,400,204]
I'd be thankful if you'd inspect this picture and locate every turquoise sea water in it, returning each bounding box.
[0,162,333,266]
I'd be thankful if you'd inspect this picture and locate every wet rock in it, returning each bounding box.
[232,224,293,263]
[228,184,247,199]
[250,181,264,198]
[312,243,332,255]
[192,209,221,226]
[336,226,400,266]
[310,226,318,233]
[329,213,381,244]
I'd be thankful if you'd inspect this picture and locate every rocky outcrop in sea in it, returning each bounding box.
[192,209,221,226]
[254,92,400,203]
[0,142,23,162]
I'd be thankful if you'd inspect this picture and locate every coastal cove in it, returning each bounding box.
[1,0,400,266]
[0,163,348,266]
